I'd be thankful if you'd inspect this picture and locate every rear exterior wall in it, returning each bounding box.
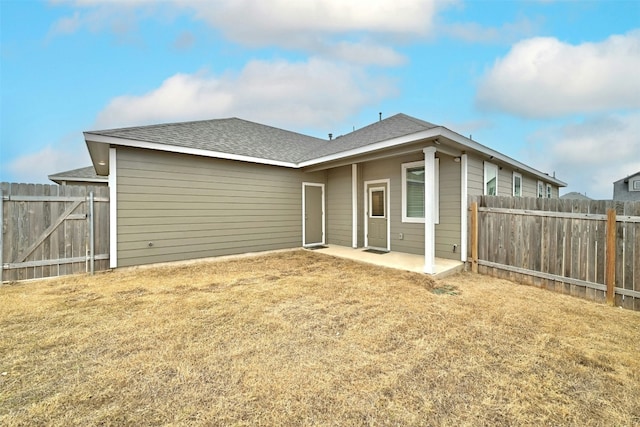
[466,154,560,198]
[115,147,325,267]
[357,152,462,260]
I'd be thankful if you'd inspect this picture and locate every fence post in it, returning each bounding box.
[471,201,478,273]
[605,209,616,306]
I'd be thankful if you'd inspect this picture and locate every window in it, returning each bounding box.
[401,160,439,223]
[369,188,385,217]
[537,181,544,198]
[632,180,640,191]
[484,162,498,195]
[546,184,552,198]
[513,172,522,197]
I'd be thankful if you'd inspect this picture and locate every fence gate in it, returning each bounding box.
[1,183,109,282]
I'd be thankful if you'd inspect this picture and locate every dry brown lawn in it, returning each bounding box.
[1,250,639,426]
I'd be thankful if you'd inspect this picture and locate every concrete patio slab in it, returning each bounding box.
[309,245,465,278]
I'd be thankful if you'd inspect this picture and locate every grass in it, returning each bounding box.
[1,250,639,426]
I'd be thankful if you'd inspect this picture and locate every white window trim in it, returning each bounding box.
[484,161,498,195]
[537,180,544,198]
[513,172,522,197]
[401,159,439,224]
[631,179,640,191]
[546,183,552,198]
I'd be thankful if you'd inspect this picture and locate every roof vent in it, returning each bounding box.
[328,133,333,140]
[379,112,382,122]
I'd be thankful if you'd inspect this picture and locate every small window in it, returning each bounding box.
[484,162,498,195]
[537,181,544,198]
[513,173,522,197]
[546,184,552,198]
[370,188,385,218]
[632,180,640,191]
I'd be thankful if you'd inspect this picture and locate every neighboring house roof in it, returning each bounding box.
[48,166,108,185]
[613,171,640,184]
[84,113,567,187]
[560,192,592,200]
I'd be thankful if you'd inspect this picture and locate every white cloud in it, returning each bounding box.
[185,0,441,42]
[441,17,540,44]
[524,112,640,199]
[6,142,92,184]
[95,58,397,130]
[49,0,451,65]
[477,31,640,118]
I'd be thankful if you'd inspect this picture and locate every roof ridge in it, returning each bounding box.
[396,113,439,128]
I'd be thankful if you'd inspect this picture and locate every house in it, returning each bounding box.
[48,166,108,186]
[83,113,566,273]
[560,191,591,200]
[613,171,640,201]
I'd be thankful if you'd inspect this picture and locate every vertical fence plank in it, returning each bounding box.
[606,209,616,306]
[471,201,478,273]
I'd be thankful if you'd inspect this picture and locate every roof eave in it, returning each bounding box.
[299,126,567,187]
[438,127,567,187]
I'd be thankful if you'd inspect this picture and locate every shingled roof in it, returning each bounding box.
[300,113,438,161]
[48,166,107,184]
[88,117,326,164]
[84,112,567,187]
[85,113,439,164]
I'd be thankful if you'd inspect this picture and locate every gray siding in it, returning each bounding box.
[116,147,324,267]
[467,155,484,197]
[435,154,461,260]
[326,165,353,246]
[467,153,561,199]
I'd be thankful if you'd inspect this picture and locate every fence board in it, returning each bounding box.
[470,196,640,311]
[1,183,109,282]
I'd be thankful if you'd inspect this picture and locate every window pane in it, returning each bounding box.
[406,167,424,218]
[514,175,522,197]
[484,163,498,195]
[371,190,385,217]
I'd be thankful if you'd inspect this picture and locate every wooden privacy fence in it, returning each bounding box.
[1,183,110,282]
[469,196,640,311]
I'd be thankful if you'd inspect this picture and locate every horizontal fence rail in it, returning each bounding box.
[1,182,110,282]
[469,196,640,311]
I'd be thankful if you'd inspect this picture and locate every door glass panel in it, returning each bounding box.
[371,190,385,217]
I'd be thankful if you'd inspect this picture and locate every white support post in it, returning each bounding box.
[460,154,468,262]
[351,164,358,248]
[109,148,118,269]
[423,147,436,274]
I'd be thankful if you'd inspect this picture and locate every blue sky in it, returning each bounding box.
[1,0,639,199]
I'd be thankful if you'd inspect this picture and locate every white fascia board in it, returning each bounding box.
[438,128,568,187]
[84,133,298,169]
[298,128,442,168]
[47,175,108,183]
